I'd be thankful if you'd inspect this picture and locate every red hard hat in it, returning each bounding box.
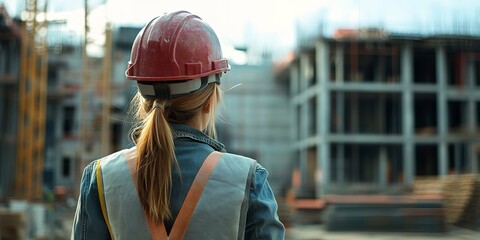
[125,11,230,82]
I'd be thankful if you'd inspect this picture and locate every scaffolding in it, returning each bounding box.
[15,0,48,200]
[78,0,112,186]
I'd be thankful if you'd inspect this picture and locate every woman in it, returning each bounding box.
[71,11,285,239]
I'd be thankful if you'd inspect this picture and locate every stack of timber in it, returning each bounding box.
[0,209,27,240]
[444,174,480,229]
[323,194,446,232]
[413,174,480,229]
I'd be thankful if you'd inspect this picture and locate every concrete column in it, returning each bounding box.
[436,46,448,176]
[290,65,299,142]
[299,53,310,92]
[0,83,4,197]
[298,150,310,196]
[466,60,478,172]
[379,146,388,189]
[0,84,4,138]
[335,43,345,184]
[401,43,414,185]
[299,53,314,196]
[335,43,345,83]
[316,39,330,197]
[290,65,299,97]
[454,143,461,172]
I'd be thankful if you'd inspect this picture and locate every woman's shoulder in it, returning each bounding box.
[221,152,267,170]
[220,152,269,182]
[221,152,257,163]
[81,147,135,182]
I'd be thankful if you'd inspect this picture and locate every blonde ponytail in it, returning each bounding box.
[135,99,176,222]
[130,83,221,224]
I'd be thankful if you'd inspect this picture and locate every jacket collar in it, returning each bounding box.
[171,123,225,152]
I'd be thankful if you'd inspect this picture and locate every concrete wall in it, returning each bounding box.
[219,63,292,195]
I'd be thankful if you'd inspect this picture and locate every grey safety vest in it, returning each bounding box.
[95,147,256,240]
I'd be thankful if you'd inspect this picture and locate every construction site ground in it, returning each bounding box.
[286,224,480,240]
[6,206,479,240]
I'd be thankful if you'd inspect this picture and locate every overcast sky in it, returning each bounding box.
[4,0,480,60]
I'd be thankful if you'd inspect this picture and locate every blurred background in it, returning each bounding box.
[1,0,480,239]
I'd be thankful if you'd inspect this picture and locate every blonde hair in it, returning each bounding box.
[130,83,221,223]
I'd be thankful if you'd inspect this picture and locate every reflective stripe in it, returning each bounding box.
[137,74,220,99]
[95,160,113,237]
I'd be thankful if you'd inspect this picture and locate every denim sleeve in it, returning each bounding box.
[245,164,285,240]
[71,160,111,240]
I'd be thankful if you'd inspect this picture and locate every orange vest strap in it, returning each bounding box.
[147,151,222,240]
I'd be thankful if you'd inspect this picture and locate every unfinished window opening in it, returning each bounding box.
[343,42,399,82]
[344,93,401,134]
[62,157,71,178]
[448,100,467,135]
[310,54,317,86]
[0,41,19,76]
[476,102,480,133]
[448,143,468,174]
[344,93,359,133]
[330,92,340,133]
[305,147,317,198]
[63,106,75,138]
[331,144,403,188]
[387,145,403,185]
[384,94,402,134]
[415,144,438,176]
[358,94,378,133]
[413,48,436,84]
[475,60,480,87]
[308,97,317,137]
[291,150,301,191]
[0,44,6,75]
[303,52,316,87]
[344,144,378,184]
[296,106,301,140]
[111,122,122,152]
[414,94,437,135]
[330,144,338,183]
[47,64,60,88]
[45,100,56,147]
[329,45,337,81]
[446,50,465,87]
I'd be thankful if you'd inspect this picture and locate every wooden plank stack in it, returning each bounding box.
[323,194,446,232]
[443,174,480,229]
[0,210,27,240]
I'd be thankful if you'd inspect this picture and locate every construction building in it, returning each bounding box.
[44,21,137,196]
[0,5,22,199]
[275,28,480,230]
[0,3,137,237]
[218,62,292,194]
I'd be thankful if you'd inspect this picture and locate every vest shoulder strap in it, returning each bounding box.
[146,151,223,240]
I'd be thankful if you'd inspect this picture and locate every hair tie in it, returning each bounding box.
[153,101,164,111]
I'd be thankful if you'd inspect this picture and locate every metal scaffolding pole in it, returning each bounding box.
[100,23,112,156]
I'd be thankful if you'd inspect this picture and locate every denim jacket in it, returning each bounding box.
[71,124,285,239]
